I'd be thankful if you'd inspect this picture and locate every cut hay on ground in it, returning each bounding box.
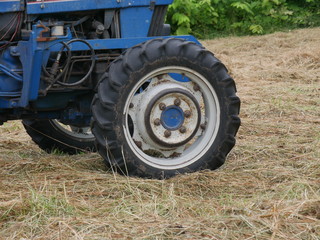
[0,28,319,239]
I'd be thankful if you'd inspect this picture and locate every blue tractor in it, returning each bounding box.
[0,0,240,178]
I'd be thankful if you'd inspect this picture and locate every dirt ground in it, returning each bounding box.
[0,28,319,239]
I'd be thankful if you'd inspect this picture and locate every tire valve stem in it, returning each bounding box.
[129,103,134,109]
[164,130,171,138]
[200,123,206,130]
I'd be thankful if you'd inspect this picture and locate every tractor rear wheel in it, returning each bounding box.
[91,38,241,178]
[22,119,95,154]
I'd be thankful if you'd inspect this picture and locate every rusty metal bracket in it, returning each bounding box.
[36,22,57,42]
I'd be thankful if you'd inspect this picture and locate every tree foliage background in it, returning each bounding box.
[166,0,320,38]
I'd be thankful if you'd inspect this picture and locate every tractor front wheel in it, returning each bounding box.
[91,38,241,178]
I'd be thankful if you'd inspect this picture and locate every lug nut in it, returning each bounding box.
[200,123,206,130]
[179,126,187,133]
[154,118,161,126]
[184,110,191,118]
[193,84,200,92]
[174,98,181,106]
[164,130,171,138]
[159,103,166,111]
[129,103,134,109]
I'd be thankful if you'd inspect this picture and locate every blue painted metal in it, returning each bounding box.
[26,0,173,14]
[0,98,12,108]
[161,106,185,131]
[120,7,153,38]
[48,36,201,52]
[30,91,93,126]
[0,48,23,94]
[13,25,46,107]
[0,0,23,13]
[169,73,191,82]
[0,64,22,82]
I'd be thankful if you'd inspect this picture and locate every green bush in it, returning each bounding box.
[166,0,320,38]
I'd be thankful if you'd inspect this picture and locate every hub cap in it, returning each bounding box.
[161,106,184,130]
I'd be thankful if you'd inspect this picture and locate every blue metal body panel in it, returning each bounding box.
[26,0,173,14]
[0,0,23,13]
[17,41,43,107]
[46,35,200,52]
[120,7,153,38]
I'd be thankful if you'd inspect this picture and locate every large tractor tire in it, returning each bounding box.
[22,119,95,154]
[91,38,241,178]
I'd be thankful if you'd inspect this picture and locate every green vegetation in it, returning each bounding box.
[167,0,320,38]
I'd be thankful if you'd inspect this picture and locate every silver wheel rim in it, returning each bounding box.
[123,66,220,170]
[50,120,94,140]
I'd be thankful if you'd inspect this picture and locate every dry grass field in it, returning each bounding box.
[0,28,319,239]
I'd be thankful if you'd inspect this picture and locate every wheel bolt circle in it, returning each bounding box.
[164,130,171,138]
[174,98,181,106]
[154,118,161,126]
[179,126,187,133]
[184,110,192,118]
[159,103,166,111]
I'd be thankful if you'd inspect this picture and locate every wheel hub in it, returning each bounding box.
[124,66,220,169]
[144,87,201,148]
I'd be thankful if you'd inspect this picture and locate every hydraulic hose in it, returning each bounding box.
[56,39,96,87]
